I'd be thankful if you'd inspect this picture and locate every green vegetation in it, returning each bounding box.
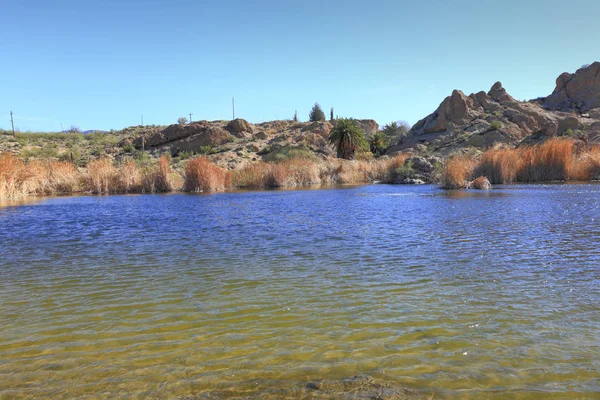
[490,121,503,131]
[368,132,388,156]
[329,119,368,160]
[381,121,410,145]
[309,103,326,122]
[395,159,418,180]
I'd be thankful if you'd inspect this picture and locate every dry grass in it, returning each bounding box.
[0,153,181,199]
[184,156,230,192]
[474,148,519,184]
[516,139,574,182]
[86,158,117,194]
[141,155,175,193]
[441,155,477,189]
[443,139,600,188]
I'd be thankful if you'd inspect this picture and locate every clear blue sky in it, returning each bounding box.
[1,0,599,132]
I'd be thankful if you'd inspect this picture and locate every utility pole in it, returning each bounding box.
[189,113,193,123]
[10,111,15,136]
[61,123,64,132]
[141,115,144,127]
[232,97,235,120]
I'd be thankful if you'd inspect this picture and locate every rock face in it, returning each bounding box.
[544,62,600,112]
[390,62,600,155]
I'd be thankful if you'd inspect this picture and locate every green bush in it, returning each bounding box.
[490,121,503,131]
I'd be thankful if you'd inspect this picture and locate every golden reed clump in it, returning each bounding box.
[0,153,179,199]
[184,156,231,192]
[442,138,600,188]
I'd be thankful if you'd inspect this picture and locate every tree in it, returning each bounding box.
[382,120,410,145]
[368,132,389,156]
[309,103,326,122]
[329,118,368,159]
[330,107,334,121]
[177,117,188,124]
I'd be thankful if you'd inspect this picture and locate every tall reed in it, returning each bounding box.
[184,156,230,192]
[441,155,477,189]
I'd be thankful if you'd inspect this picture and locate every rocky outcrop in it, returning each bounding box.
[544,62,600,112]
[390,62,600,155]
[355,119,379,135]
[226,118,253,138]
[134,122,233,154]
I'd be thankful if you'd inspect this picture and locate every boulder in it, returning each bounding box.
[544,62,600,111]
[406,156,434,174]
[468,176,492,190]
[226,118,253,135]
[354,119,379,135]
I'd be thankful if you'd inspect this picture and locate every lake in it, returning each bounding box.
[0,184,599,399]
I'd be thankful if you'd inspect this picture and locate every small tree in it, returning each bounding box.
[329,118,367,159]
[309,103,326,122]
[293,110,298,122]
[177,117,188,124]
[330,107,334,121]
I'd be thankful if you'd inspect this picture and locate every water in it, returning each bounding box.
[0,184,599,399]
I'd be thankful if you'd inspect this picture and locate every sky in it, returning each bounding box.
[1,0,599,132]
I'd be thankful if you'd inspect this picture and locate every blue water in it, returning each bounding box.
[0,184,599,399]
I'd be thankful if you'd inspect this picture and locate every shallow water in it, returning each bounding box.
[0,184,599,399]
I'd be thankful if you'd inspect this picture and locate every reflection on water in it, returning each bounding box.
[0,184,599,399]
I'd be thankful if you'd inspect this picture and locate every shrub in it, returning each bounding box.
[177,117,188,124]
[490,120,503,131]
[329,119,368,160]
[309,103,326,122]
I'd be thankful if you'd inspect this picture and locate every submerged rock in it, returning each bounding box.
[184,375,427,399]
[468,176,492,190]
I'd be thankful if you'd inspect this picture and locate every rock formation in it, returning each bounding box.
[544,62,600,112]
[390,62,600,155]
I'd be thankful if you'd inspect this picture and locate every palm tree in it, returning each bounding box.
[329,119,367,159]
[368,132,389,156]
